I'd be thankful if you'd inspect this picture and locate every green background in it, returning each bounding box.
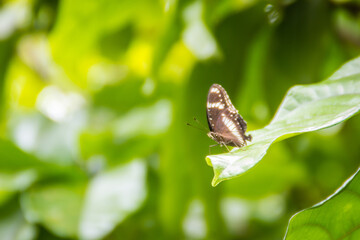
[0,0,359,239]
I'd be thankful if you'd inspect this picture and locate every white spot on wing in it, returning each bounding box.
[222,116,242,140]
[208,102,224,109]
[210,88,220,93]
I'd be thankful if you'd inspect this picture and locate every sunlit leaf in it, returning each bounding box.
[50,0,163,87]
[93,78,156,114]
[80,99,172,167]
[0,170,37,192]
[204,0,258,24]
[20,160,147,239]
[8,112,86,165]
[79,160,147,240]
[182,1,219,60]
[21,182,86,238]
[284,167,360,240]
[0,139,45,171]
[0,208,36,240]
[207,57,360,186]
[0,138,86,183]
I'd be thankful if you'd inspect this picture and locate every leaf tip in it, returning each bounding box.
[211,169,224,187]
[205,156,213,167]
[211,177,221,187]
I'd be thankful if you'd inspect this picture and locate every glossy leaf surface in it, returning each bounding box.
[207,58,360,186]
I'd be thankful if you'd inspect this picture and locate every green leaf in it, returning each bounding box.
[50,0,163,87]
[79,160,147,240]
[0,139,46,172]
[21,182,86,238]
[0,206,36,240]
[0,171,37,191]
[21,160,147,239]
[206,57,360,186]
[0,138,86,190]
[284,167,360,240]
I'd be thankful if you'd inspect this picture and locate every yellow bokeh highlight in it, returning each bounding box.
[6,58,45,108]
[160,41,196,82]
[125,41,153,77]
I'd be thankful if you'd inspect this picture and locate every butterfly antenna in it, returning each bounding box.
[193,117,208,131]
[186,122,207,133]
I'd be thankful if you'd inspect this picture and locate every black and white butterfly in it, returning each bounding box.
[207,84,252,148]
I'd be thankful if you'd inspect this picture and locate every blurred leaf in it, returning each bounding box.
[0,170,36,206]
[334,7,360,48]
[50,0,163,87]
[93,78,154,114]
[204,0,258,24]
[21,160,147,239]
[0,139,46,171]
[98,23,134,60]
[8,111,86,165]
[182,1,219,60]
[111,99,172,138]
[151,0,191,77]
[0,37,17,125]
[284,167,360,240]
[236,26,272,123]
[207,56,360,186]
[81,99,172,168]
[21,181,86,238]
[0,170,37,195]
[0,204,36,240]
[0,138,86,184]
[79,160,147,240]
[264,0,335,113]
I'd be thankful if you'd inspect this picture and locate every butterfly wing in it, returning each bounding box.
[207,84,226,132]
[207,84,249,147]
[214,108,247,147]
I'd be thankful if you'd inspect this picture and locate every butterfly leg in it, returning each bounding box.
[224,144,231,152]
[209,143,219,154]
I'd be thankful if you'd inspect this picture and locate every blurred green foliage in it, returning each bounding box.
[0,0,359,239]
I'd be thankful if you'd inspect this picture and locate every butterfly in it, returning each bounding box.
[206,84,252,149]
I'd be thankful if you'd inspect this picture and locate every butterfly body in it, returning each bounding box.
[206,84,252,148]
